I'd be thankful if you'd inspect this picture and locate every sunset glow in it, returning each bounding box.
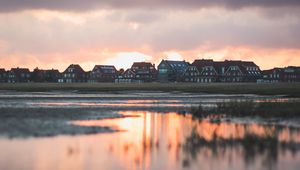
[0,1,299,71]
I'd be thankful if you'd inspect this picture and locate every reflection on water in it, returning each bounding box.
[1,111,300,170]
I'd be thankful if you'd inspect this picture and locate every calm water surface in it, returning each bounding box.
[0,111,300,170]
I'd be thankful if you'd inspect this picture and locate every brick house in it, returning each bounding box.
[115,68,138,83]
[115,62,157,83]
[262,68,282,83]
[131,62,157,82]
[31,68,60,82]
[282,66,300,82]
[218,60,262,82]
[262,66,300,82]
[7,67,31,83]
[89,65,117,82]
[182,59,262,83]
[59,64,87,83]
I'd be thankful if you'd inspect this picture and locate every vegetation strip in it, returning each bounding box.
[0,83,300,97]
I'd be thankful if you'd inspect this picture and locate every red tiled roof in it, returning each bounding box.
[10,68,30,73]
[132,62,154,68]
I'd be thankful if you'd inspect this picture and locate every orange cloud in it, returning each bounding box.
[2,46,299,72]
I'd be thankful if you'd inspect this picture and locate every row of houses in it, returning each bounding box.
[0,67,60,83]
[157,59,300,83]
[261,66,300,83]
[0,59,299,83]
[166,59,262,83]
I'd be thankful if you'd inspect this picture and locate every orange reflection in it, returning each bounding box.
[1,111,300,170]
[73,111,194,170]
[72,111,300,170]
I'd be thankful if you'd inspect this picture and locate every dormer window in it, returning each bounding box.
[68,68,74,72]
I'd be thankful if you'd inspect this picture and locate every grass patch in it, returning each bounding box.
[0,82,300,97]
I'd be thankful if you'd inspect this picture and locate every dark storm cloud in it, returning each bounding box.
[1,0,300,12]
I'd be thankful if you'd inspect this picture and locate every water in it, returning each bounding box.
[0,91,296,109]
[0,92,299,170]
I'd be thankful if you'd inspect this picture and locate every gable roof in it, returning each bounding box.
[223,60,258,68]
[131,62,157,75]
[131,62,154,68]
[46,69,60,74]
[33,68,60,74]
[123,68,136,76]
[63,64,85,73]
[92,65,117,73]
[10,67,30,73]
[161,60,189,73]
[284,66,300,73]
[192,59,214,70]
[191,59,261,76]
[262,68,282,74]
[221,60,261,75]
[0,68,5,74]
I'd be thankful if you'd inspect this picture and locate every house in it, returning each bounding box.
[282,66,300,82]
[89,65,117,82]
[115,62,157,83]
[218,60,262,82]
[262,66,300,83]
[31,68,60,82]
[7,67,31,83]
[192,59,219,83]
[181,59,262,83]
[262,68,282,83]
[0,68,7,82]
[158,60,189,82]
[115,68,139,83]
[130,62,157,82]
[58,64,87,83]
[45,69,61,82]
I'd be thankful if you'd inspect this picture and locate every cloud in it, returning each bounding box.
[0,8,300,57]
[1,0,300,12]
[0,3,299,71]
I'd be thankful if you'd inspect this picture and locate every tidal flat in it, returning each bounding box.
[0,91,300,170]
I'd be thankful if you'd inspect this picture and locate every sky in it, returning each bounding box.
[0,0,300,71]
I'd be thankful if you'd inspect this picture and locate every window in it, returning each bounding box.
[159,69,167,73]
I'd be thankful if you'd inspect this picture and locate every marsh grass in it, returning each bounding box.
[0,82,299,97]
[191,101,300,118]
